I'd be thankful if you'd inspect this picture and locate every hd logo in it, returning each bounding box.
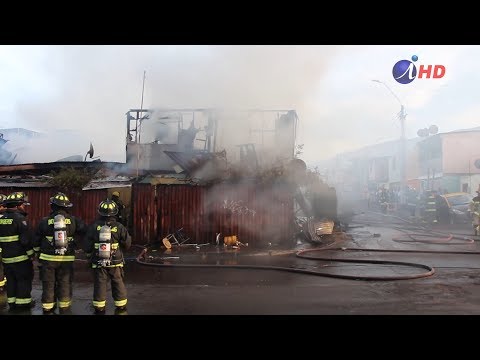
[392,55,446,84]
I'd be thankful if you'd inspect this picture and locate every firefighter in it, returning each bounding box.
[406,187,418,217]
[33,192,86,314]
[423,190,438,224]
[0,192,35,310]
[85,199,131,314]
[0,193,6,292]
[469,188,480,235]
[377,185,389,214]
[111,191,126,226]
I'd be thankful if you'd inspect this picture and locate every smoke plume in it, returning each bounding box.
[7,45,337,164]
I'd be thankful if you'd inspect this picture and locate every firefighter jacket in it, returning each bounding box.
[424,193,437,214]
[33,209,86,262]
[84,216,131,268]
[0,208,5,258]
[469,196,480,216]
[0,209,33,264]
[112,198,126,225]
[378,189,389,203]
[406,189,419,207]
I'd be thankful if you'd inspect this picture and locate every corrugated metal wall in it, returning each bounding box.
[132,184,156,244]
[156,185,206,244]
[0,187,108,231]
[131,183,294,247]
[206,183,294,247]
[1,184,294,248]
[2,188,54,231]
[69,190,109,226]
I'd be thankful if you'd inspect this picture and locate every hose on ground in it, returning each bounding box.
[352,210,476,245]
[93,211,477,281]
[134,243,436,281]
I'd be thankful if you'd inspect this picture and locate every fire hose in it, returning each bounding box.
[132,209,480,281]
[353,210,477,245]
[133,243,436,281]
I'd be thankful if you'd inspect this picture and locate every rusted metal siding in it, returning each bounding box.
[68,190,109,226]
[0,187,108,231]
[155,185,206,245]
[131,182,294,247]
[8,188,54,231]
[3,183,294,247]
[206,183,294,247]
[132,184,156,244]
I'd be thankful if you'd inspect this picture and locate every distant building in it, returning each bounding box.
[327,137,421,196]
[327,127,480,199]
[417,128,480,194]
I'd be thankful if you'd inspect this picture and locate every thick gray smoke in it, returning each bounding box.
[2,130,94,164]
[8,45,337,164]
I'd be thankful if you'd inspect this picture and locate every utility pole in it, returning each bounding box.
[372,80,407,204]
[399,104,407,198]
[136,70,146,178]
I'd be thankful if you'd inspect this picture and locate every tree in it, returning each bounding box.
[47,166,99,195]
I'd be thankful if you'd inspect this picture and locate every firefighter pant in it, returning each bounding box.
[92,266,127,309]
[407,204,416,217]
[40,261,74,310]
[0,256,5,289]
[472,214,480,227]
[424,210,437,223]
[4,260,34,307]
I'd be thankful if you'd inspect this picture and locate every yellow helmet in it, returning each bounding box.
[50,192,73,208]
[4,192,30,206]
[112,191,120,197]
[98,199,119,216]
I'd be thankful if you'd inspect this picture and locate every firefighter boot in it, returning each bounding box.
[59,307,72,315]
[16,299,36,312]
[20,299,36,308]
[42,302,57,314]
[94,306,105,315]
[115,306,128,315]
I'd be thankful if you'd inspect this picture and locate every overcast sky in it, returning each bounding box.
[0,45,476,166]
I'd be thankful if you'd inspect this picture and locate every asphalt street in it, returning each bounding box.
[2,209,480,315]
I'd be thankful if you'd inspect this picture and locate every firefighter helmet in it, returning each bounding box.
[3,192,30,206]
[50,192,73,208]
[98,199,119,216]
[112,191,120,197]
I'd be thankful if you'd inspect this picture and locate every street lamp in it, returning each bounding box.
[372,79,408,203]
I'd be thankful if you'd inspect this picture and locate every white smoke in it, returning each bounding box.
[4,45,338,164]
[2,129,94,164]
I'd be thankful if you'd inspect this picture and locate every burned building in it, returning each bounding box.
[125,108,298,176]
[0,108,332,249]
[122,107,302,247]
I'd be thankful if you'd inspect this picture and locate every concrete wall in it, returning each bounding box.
[442,132,480,174]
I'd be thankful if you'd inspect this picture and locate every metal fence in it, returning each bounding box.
[131,182,294,247]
